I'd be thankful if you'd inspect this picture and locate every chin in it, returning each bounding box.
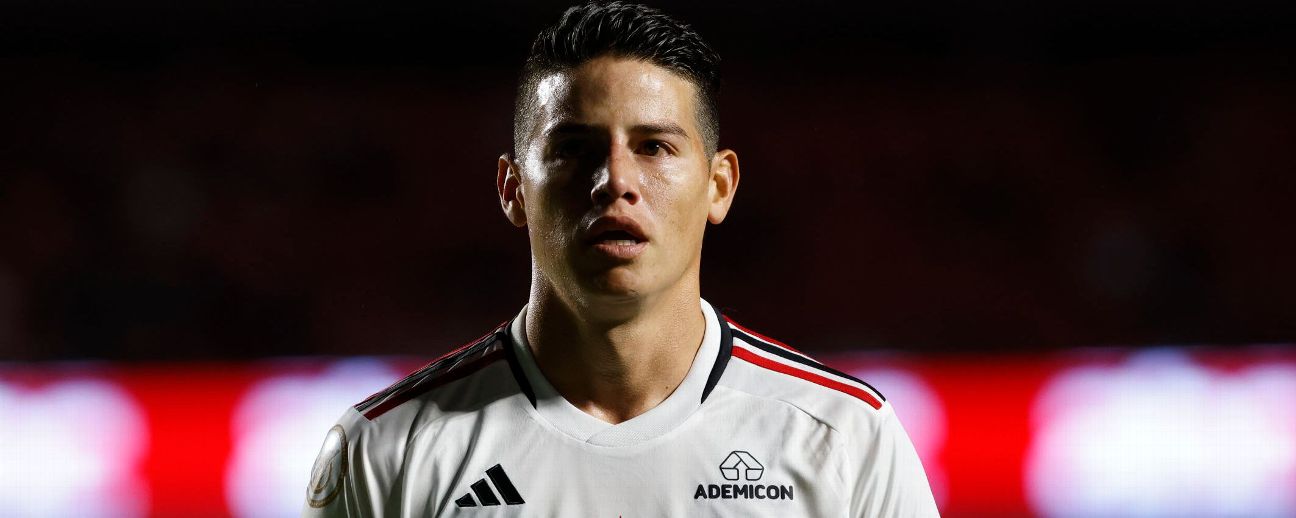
[585,268,649,300]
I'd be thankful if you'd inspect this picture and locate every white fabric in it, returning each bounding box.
[302,297,939,517]
[509,300,720,446]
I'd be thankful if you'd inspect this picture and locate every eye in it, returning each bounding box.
[552,138,591,160]
[639,140,672,157]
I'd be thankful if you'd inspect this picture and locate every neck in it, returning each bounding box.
[524,274,706,425]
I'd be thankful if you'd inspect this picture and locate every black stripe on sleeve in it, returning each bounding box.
[731,328,886,402]
[353,335,497,414]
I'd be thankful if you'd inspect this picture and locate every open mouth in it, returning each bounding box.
[590,229,643,246]
[583,215,649,255]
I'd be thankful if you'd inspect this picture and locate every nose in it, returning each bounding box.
[590,148,641,206]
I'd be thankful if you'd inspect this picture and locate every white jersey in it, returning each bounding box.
[303,298,939,517]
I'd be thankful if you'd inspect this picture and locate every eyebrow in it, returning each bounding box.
[545,122,594,138]
[543,121,691,139]
[632,121,690,139]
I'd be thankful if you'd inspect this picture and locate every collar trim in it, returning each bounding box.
[503,298,728,446]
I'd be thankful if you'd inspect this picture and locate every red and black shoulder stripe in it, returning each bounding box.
[354,321,511,420]
[724,315,887,410]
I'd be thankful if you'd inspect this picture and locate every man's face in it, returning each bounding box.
[504,56,735,308]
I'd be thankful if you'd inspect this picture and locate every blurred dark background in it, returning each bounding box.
[2,0,1294,361]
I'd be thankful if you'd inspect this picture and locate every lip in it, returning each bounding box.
[583,215,650,260]
[584,215,649,244]
[589,240,649,260]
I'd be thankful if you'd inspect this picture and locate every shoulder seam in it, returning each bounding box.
[711,384,847,436]
[354,323,509,420]
[723,316,811,357]
[728,332,886,410]
[728,326,886,401]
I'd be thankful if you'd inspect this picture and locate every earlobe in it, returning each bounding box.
[707,150,740,224]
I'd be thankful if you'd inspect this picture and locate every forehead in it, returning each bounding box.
[532,56,700,134]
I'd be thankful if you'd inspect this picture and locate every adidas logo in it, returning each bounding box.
[454,464,525,508]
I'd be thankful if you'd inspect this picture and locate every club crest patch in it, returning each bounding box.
[307,425,348,508]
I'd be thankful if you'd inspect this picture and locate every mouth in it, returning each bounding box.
[584,216,649,260]
[587,229,644,246]
[583,216,649,246]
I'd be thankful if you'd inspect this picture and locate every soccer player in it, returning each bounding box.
[303,2,939,516]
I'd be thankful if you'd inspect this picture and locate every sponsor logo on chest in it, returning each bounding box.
[693,451,794,501]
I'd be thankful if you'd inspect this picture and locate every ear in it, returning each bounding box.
[497,154,527,228]
[706,149,740,224]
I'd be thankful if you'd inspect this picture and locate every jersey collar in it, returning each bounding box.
[502,297,733,447]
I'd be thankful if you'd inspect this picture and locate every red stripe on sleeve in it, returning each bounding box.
[732,345,882,410]
[356,321,508,410]
[723,317,808,356]
[363,349,505,420]
[421,320,510,372]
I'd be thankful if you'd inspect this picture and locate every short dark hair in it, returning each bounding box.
[513,1,721,159]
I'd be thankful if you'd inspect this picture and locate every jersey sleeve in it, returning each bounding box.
[301,409,390,518]
[846,405,941,517]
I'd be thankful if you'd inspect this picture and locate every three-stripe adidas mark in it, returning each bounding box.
[454,464,525,508]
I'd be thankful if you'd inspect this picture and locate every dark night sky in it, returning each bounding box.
[2,1,1294,360]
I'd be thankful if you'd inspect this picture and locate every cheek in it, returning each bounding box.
[525,178,582,246]
[645,168,710,234]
